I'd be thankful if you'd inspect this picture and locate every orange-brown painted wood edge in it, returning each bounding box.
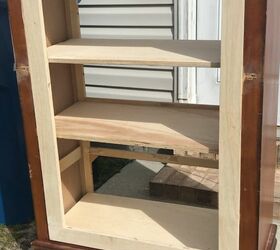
[32,240,98,250]
[7,0,49,241]
[240,0,279,248]
[240,0,267,249]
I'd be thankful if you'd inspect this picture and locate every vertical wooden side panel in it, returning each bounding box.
[8,0,50,240]
[219,0,245,249]
[259,0,280,248]
[20,0,64,230]
[239,0,267,249]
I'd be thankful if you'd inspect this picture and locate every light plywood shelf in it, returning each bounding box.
[47,39,221,67]
[65,193,218,250]
[55,100,219,154]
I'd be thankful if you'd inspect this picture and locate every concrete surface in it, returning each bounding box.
[97,160,164,199]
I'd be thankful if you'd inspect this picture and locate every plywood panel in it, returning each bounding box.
[63,193,218,250]
[47,39,221,67]
[55,100,219,154]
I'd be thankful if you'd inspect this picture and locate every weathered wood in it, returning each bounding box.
[150,165,218,208]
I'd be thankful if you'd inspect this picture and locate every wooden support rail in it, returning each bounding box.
[90,147,219,169]
[60,147,81,172]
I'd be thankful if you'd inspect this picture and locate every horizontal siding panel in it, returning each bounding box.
[79,0,173,6]
[86,87,173,102]
[80,0,175,102]
[81,27,173,39]
[79,6,173,27]
[84,67,173,91]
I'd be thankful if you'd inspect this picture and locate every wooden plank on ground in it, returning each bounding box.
[150,164,218,208]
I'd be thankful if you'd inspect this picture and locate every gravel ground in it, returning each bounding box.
[0,223,35,250]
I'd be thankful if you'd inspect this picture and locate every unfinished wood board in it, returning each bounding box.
[150,165,218,208]
[47,39,221,67]
[219,0,245,247]
[90,147,219,169]
[21,0,65,227]
[59,147,81,172]
[64,193,218,250]
[61,164,83,213]
[80,141,94,193]
[55,100,219,154]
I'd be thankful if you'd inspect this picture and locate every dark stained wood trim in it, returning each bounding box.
[240,0,280,249]
[32,240,98,250]
[7,0,49,241]
[240,0,267,249]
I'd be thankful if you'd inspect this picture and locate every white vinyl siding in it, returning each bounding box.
[81,27,173,40]
[195,0,221,105]
[85,67,173,91]
[79,6,173,27]
[79,0,175,102]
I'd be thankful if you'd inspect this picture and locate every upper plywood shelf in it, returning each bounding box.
[55,100,219,154]
[47,39,221,67]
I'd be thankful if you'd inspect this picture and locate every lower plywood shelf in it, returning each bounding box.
[64,193,218,250]
[55,100,219,154]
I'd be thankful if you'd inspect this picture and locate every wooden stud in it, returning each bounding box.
[80,141,94,193]
[64,0,93,194]
[20,0,65,229]
[219,0,245,248]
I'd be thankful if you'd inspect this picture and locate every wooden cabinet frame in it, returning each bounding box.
[8,0,280,249]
